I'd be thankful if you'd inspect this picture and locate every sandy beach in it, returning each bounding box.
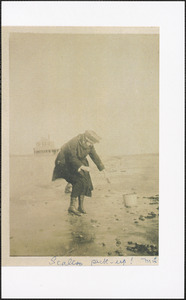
[10,153,159,257]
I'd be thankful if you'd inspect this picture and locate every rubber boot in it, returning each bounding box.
[68,197,81,216]
[78,195,86,214]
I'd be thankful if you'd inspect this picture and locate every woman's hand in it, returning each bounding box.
[78,166,90,172]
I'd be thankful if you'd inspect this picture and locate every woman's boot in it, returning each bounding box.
[78,195,86,214]
[68,197,81,216]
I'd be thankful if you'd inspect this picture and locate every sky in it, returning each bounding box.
[9,31,159,156]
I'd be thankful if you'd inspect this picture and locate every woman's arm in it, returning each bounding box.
[89,146,105,171]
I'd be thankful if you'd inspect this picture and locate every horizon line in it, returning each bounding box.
[9,152,159,157]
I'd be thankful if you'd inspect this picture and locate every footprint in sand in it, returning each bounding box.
[145,213,156,219]
[115,238,121,246]
[139,216,145,221]
[115,249,123,256]
[90,219,97,223]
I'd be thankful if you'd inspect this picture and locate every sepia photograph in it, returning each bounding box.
[6,27,159,262]
[1,1,184,299]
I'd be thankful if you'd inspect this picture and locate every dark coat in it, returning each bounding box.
[52,134,105,197]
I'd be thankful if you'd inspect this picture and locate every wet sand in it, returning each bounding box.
[10,154,159,257]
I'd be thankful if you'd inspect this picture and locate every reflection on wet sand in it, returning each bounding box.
[10,154,159,257]
[68,216,96,255]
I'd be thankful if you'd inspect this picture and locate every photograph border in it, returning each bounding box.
[2,2,184,299]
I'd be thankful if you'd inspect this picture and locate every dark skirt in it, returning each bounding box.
[52,164,93,197]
